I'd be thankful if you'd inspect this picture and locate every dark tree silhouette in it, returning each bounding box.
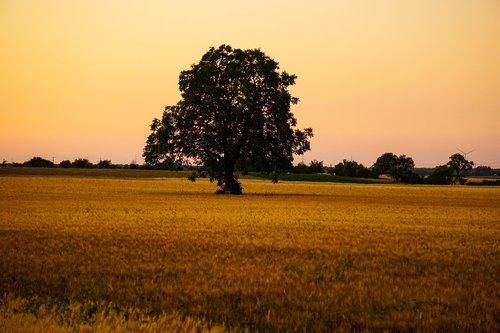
[372,152,398,177]
[72,158,93,168]
[97,159,112,169]
[333,159,371,178]
[23,157,54,168]
[388,155,415,182]
[447,153,474,184]
[309,160,325,174]
[59,160,72,168]
[471,166,494,177]
[427,165,454,185]
[144,45,313,194]
[293,162,311,174]
[372,153,415,182]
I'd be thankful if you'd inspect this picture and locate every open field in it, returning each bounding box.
[0,174,499,332]
[0,167,192,179]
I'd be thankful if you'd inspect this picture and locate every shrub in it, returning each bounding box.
[23,157,54,168]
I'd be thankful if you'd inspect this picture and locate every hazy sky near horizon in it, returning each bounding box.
[1,0,499,167]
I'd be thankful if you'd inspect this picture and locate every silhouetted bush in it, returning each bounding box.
[59,160,71,168]
[426,165,454,185]
[309,160,325,174]
[23,157,54,168]
[97,160,112,169]
[59,160,72,168]
[333,159,373,178]
[128,163,139,169]
[405,172,424,184]
[371,153,398,177]
[72,158,93,168]
[293,162,312,174]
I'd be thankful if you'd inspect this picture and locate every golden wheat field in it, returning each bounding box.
[0,173,499,332]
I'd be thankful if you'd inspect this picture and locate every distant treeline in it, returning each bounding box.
[293,159,499,179]
[289,153,498,185]
[2,157,157,170]
[2,154,498,186]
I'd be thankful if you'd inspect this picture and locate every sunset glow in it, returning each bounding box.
[1,0,499,167]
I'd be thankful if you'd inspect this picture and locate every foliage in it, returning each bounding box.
[470,166,493,176]
[426,165,455,185]
[290,160,326,175]
[293,162,312,174]
[23,156,54,168]
[59,160,72,168]
[372,152,398,176]
[332,159,372,178]
[128,162,139,169]
[447,153,474,184]
[72,158,93,168]
[1,176,499,331]
[96,159,112,169]
[144,45,313,194]
[308,160,325,174]
[251,172,388,184]
[372,153,415,182]
[156,157,183,171]
[387,155,415,183]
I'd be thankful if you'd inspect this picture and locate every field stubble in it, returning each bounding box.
[0,176,499,332]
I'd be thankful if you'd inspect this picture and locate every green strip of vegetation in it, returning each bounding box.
[249,172,389,184]
[0,167,388,184]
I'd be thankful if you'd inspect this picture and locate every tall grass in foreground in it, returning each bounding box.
[0,176,499,331]
[0,297,223,333]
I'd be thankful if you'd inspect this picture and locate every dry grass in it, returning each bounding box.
[0,297,222,333]
[0,176,499,331]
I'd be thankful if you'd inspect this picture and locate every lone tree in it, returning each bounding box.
[144,45,313,194]
[387,155,415,182]
[372,152,398,177]
[372,152,415,182]
[447,153,474,184]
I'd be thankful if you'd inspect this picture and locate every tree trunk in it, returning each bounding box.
[223,159,241,194]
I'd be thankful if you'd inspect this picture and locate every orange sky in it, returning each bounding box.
[1,0,499,167]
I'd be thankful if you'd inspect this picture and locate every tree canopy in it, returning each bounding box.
[372,153,398,176]
[372,152,415,182]
[144,45,313,194]
[387,155,415,183]
[427,165,454,185]
[23,157,54,168]
[447,153,474,184]
[332,159,371,178]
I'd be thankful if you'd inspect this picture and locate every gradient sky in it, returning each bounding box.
[1,0,499,167]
